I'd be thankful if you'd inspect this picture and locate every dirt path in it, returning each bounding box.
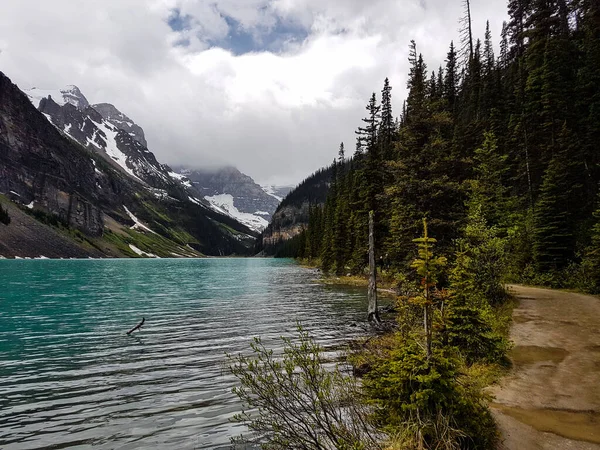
[490,285,600,449]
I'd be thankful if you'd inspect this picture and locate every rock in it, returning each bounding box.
[92,103,147,147]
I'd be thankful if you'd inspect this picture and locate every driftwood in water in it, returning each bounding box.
[367,211,381,324]
[127,317,145,335]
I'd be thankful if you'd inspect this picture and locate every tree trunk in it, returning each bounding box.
[368,211,380,323]
[424,303,432,360]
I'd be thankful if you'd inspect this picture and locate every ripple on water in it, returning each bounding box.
[0,258,370,449]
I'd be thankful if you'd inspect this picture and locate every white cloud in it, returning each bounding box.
[0,0,508,185]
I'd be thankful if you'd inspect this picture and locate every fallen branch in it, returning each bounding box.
[127,317,145,335]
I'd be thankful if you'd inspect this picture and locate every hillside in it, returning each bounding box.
[278,2,600,286]
[0,71,257,258]
[258,163,337,256]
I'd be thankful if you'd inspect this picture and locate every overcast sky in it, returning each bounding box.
[0,0,508,186]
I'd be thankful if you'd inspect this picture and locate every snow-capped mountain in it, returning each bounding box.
[92,103,147,147]
[25,85,90,110]
[23,85,187,194]
[1,73,257,257]
[21,85,291,235]
[174,166,284,232]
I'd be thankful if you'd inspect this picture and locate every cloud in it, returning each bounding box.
[0,0,508,185]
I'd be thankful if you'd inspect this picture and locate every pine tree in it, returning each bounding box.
[380,78,395,159]
[411,219,447,359]
[355,93,380,156]
[445,42,459,111]
[576,0,600,204]
[499,21,510,70]
[533,136,575,272]
[338,142,345,164]
[406,41,427,121]
[484,21,495,77]
[471,131,510,227]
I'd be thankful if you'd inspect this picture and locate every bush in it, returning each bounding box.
[362,341,497,450]
[228,326,381,450]
[0,202,10,225]
[445,302,508,364]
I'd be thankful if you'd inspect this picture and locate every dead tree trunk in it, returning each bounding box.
[127,317,145,335]
[368,211,380,323]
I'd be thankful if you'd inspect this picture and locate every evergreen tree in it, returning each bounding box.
[338,142,345,164]
[533,137,575,271]
[471,131,510,227]
[380,78,395,159]
[444,42,459,111]
[411,219,447,359]
[283,0,600,293]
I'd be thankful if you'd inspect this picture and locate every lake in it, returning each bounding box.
[0,258,370,449]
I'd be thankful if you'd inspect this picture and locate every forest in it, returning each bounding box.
[281,0,600,295]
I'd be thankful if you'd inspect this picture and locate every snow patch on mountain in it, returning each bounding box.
[24,85,89,109]
[123,206,157,234]
[93,119,143,182]
[205,194,269,231]
[169,170,192,188]
[129,244,158,258]
[261,185,283,201]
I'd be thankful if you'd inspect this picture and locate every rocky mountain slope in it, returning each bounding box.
[92,102,148,147]
[259,165,334,253]
[25,86,184,194]
[175,166,287,232]
[0,72,257,258]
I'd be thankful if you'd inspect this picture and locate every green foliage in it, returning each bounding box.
[279,0,600,288]
[0,202,10,225]
[533,147,575,272]
[28,208,68,228]
[444,205,509,364]
[228,326,381,450]
[363,341,497,450]
[459,206,508,305]
[411,218,447,286]
[578,196,600,293]
[411,218,447,358]
[445,302,508,365]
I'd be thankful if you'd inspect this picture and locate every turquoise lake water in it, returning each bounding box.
[0,258,370,449]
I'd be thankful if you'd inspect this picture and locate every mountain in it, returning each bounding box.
[25,85,90,110]
[261,185,294,202]
[92,103,148,147]
[259,164,335,255]
[175,166,283,232]
[0,72,257,258]
[25,86,183,193]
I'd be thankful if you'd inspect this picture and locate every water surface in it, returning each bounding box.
[0,258,369,449]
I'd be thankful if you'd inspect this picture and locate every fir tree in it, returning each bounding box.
[533,140,575,271]
[445,42,459,111]
[411,219,447,359]
[380,78,395,159]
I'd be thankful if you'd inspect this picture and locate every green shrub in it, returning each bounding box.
[363,341,497,450]
[445,302,508,365]
[228,326,381,450]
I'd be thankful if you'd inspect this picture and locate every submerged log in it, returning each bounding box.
[127,317,145,335]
